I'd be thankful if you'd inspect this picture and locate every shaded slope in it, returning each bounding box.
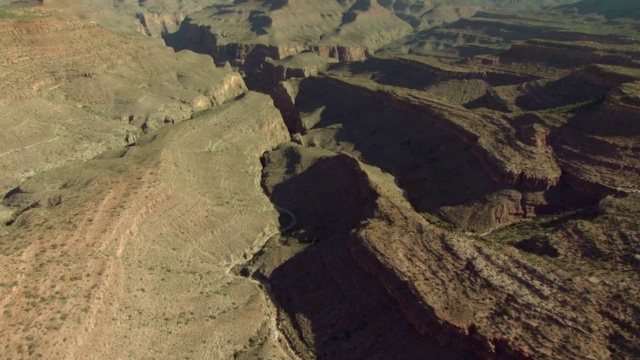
[556,0,640,19]
[168,0,412,65]
[255,143,465,359]
[257,143,640,359]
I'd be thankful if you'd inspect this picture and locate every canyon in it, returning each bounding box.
[1,0,639,359]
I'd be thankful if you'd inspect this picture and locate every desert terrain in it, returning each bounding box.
[0,0,639,359]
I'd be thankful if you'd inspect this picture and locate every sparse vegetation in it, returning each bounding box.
[1,0,639,358]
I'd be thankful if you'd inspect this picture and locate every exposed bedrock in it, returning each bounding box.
[499,39,640,69]
[262,53,339,84]
[270,79,304,135]
[168,20,374,66]
[282,75,601,231]
[166,22,308,66]
[337,56,539,90]
[549,85,640,195]
[347,193,639,360]
[165,0,415,68]
[259,143,640,359]
[0,15,248,196]
[258,144,465,359]
[167,23,366,68]
[515,64,640,111]
[4,1,640,359]
[135,10,188,37]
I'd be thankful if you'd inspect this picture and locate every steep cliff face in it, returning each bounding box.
[252,17,640,355]
[135,10,186,37]
[269,80,304,134]
[349,192,640,359]
[262,53,338,85]
[257,142,640,359]
[256,144,466,359]
[263,23,640,235]
[0,14,247,201]
[282,74,565,231]
[3,1,640,359]
[168,0,412,65]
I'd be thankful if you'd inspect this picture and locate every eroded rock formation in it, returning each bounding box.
[1,0,640,359]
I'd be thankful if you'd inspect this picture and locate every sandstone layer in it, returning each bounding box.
[1,1,640,359]
[250,6,640,358]
[168,0,413,65]
[0,11,246,198]
[1,92,293,359]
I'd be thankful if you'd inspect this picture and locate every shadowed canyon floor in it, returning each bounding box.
[1,0,640,359]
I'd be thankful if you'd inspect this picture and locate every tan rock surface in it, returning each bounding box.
[351,191,640,359]
[171,0,413,64]
[2,1,640,359]
[258,143,640,359]
[0,11,246,195]
[0,92,292,359]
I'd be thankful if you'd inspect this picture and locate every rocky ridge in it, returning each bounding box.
[167,0,581,67]
[1,0,640,359]
[0,12,246,197]
[168,0,413,65]
[248,6,640,358]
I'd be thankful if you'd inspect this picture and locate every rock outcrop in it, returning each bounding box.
[263,53,339,83]
[0,14,246,195]
[258,143,640,359]
[283,73,562,231]
[349,191,639,359]
[2,1,640,359]
[168,0,413,66]
[0,92,292,359]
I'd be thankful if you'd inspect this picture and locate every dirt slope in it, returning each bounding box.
[0,92,292,359]
[1,1,640,359]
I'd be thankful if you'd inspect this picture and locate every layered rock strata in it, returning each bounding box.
[0,92,292,359]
